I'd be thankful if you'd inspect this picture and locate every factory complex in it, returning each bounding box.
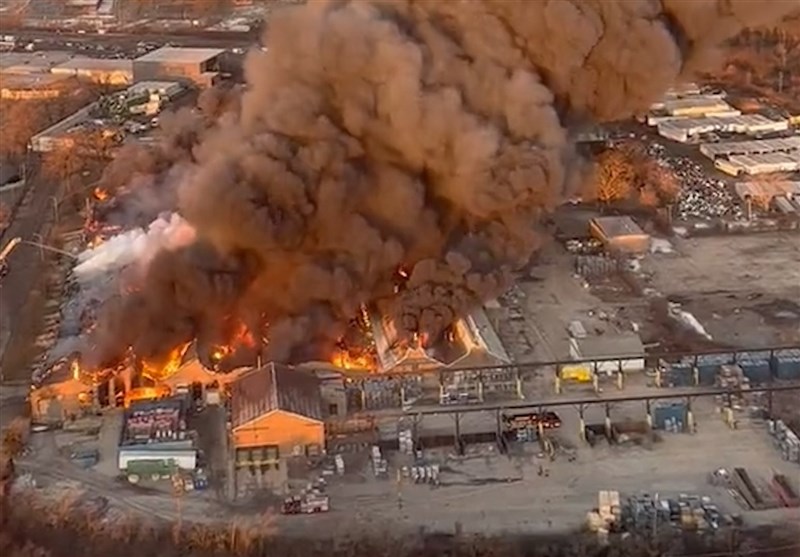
[2,18,800,544]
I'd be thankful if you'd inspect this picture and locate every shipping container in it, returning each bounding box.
[118,448,197,471]
[662,362,694,387]
[772,349,800,380]
[653,402,687,431]
[737,358,772,384]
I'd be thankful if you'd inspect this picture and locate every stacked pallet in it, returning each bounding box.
[767,420,800,464]
[715,365,750,409]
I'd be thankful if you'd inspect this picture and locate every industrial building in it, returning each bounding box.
[715,151,800,176]
[0,51,75,74]
[28,79,183,153]
[568,332,646,376]
[589,216,651,254]
[30,360,96,424]
[28,102,102,153]
[133,47,224,88]
[50,57,133,85]
[117,399,197,478]
[230,363,325,469]
[700,136,800,160]
[657,114,789,144]
[0,72,73,100]
[370,305,511,374]
[658,97,735,118]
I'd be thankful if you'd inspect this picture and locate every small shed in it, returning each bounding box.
[589,216,650,254]
[569,333,646,376]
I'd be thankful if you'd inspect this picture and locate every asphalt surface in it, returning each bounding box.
[4,27,258,50]
[0,157,58,382]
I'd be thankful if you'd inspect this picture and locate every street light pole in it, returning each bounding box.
[1,236,78,263]
[22,240,78,260]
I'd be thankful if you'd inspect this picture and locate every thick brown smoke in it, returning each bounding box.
[90,0,798,367]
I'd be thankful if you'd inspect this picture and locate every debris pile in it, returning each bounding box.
[646,143,743,220]
[621,493,723,533]
[767,420,800,465]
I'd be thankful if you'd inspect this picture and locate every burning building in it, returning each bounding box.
[37,0,798,416]
[369,305,510,374]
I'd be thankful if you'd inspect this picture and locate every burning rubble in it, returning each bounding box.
[47,1,799,385]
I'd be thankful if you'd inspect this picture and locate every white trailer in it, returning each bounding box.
[118,447,197,471]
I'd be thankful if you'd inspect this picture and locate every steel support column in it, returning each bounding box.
[577,404,587,442]
[685,396,695,433]
[453,411,463,455]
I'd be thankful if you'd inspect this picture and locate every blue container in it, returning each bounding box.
[738,359,772,384]
[772,350,800,380]
[653,402,687,431]
[664,362,693,387]
[695,354,734,385]
[697,365,717,386]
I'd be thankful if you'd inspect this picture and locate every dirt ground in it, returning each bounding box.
[492,231,800,372]
[15,392,800,538]
[642,233,800,347]
[270,396,800,535]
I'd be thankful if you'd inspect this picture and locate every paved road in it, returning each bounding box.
[0,158,58,382]
[5,27,258,49]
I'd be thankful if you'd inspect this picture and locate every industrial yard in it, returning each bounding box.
[2,5,800,557]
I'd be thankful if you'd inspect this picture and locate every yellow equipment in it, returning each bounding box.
[560,365,593,383]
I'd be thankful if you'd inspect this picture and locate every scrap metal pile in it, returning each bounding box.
[646,143,744,221]
[621,493,724,533]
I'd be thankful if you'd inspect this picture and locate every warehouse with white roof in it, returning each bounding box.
[658,114,788,143]
[700,136,800,160]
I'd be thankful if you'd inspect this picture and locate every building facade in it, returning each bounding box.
[230,364,325,469]
[133,47,224,88]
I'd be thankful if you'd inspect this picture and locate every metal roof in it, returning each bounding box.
[0,71,71,89]
[662,114,782,131]
[230,363,323,429]
[52,57,133,73]
[458,306,511,364]
[135,47,225,65]
[0,51,74,72]
[701,136,800,158]
[590,216,646,239]
[572,333,645,360]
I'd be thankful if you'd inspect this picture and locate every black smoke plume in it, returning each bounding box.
[89,0,798,367]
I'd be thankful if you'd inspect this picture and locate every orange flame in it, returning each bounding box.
[332,349,374,371]
[209,322,256,366]
[71,359,81,381]
[93,187,109,201]
[141,342,190,381]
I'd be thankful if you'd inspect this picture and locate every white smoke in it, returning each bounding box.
[74,212,196,282]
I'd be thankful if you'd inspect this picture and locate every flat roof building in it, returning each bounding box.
[51,57,133,85]
[716,151,800,176]
[661,97,735,118]
[589,216,651,254]
[658,114,789,144]
[133,47,225,88]
[0,72,73,100]
[569,332,646,376]
[0,51,75,73]
[700,136,800,160]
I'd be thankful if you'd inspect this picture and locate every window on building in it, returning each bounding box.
[328,403,338,416]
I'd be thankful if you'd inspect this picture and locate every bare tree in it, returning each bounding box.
[593,150,635,204]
